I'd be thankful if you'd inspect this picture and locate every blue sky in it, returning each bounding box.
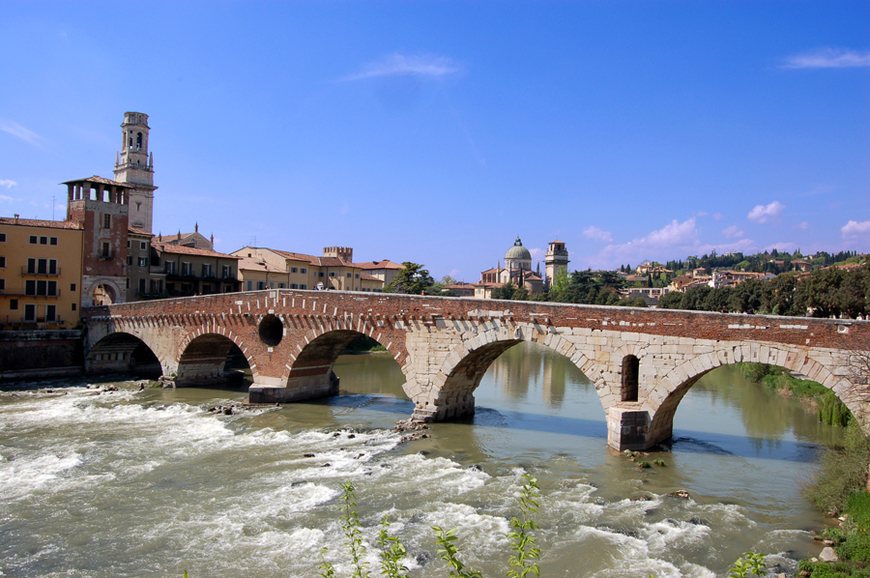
[1,1,868,281]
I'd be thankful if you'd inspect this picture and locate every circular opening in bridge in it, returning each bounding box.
[258,314,283,346]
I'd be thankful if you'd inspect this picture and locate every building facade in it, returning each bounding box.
[0,217,83,328]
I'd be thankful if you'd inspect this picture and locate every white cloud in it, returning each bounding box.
[582,225,613,243]
[747,201,784,224]
[795,221,810,231]
[645,218,698,246]
[722,225,744,239]
[580,217,762,270]
[764,241,801,254]
[344,53,461,81]
[0,119,46,148]
[712,213,723,220]
[782,48,870,69]
[529,247,544,260]
[0,179,17,189]
[842,220,870,239]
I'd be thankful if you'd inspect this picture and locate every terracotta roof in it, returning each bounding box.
[0,217,81,230]
[271,249,357,269]
[237,256,285,273]
[61,175,133,187]
[152,242,240,259]
[128,227,153,237]
[359,272,381,282]
[356,259,405,271]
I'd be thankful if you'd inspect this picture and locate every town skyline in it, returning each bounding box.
[1,2,868,281]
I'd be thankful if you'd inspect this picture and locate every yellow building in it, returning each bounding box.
[0,216,84,328]
[232,246,384,292]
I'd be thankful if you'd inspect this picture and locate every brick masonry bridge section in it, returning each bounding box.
[83,289,870,451]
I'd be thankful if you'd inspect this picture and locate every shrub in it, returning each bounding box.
[804,421,870,516]
[836,530,870,563]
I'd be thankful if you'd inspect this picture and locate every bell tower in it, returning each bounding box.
[114,112,157,232]
[544,240,569,288]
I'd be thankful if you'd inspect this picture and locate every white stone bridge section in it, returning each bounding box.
[83,290,870,451]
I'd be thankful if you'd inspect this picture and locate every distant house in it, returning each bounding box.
[232,246,384,292]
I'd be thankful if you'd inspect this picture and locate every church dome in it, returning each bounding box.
[505,237,532,261]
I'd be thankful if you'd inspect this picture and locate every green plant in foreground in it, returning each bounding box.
[506,474,541,578]
[339,482,370,578]
[378,514,410,577]
[728,551,766,578]
[433,525,482,578]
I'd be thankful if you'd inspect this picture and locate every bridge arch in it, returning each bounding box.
[645,342,864,447]
[277,327,409,403]
[409,324,609,421]
[86,331,162,377]
[176,328,257,387]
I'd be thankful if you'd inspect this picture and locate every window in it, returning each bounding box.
[29,235,37,244]
[127,256,133,266]
[36,280,46,296]
[71,303,76,311]
[246,280,253,291]
[0,233,5,242]
[300,284,307,290]
[291,267,298,273]
[257,281,266,290]
[346,273,351,278]
[24,304,35,321]
[181,262,192,275]
[290,283,297,289]
[127,240,131,248]
[25,280,35,295]
[355,274,360,279]
[39,236,48,245]
[49,259,57,274]
[140,241,147,250]
[102,214,112,229]
[279,283,286,288]
[47,281,57,296]
[45,305,56,322]
[101,242,111,258]
[138,257,148,267]
[329,272,335,277]
[49,237,57,246]
[165,261,176,274]
[621,355,640,402]
[0,279,5,290]
[222,265,233,278]
[0,256,5,268]
[202,264,212,277]
[269,282,275,288]
[10,299,18,310]
[138,279,146,295]
[318,272,324,277]
[301,268,307,274]
[70,283,76,292]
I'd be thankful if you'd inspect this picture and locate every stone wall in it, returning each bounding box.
[0,329,84,379]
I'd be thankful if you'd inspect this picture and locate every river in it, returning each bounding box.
[0,342,840,577]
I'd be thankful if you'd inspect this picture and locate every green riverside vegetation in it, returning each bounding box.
[738,363,852,426]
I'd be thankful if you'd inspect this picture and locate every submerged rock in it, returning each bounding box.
[667,490,691,499]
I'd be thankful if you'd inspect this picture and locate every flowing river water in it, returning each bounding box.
[0,342,842,577]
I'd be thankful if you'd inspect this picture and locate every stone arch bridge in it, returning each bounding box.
[83,289,870,451]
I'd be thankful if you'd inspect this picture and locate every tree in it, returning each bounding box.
[383,262,433,295]
[441,275,458,286]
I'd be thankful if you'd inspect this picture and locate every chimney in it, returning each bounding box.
[14,214,19,223]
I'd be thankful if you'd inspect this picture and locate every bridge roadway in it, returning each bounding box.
[83,289,870,451]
